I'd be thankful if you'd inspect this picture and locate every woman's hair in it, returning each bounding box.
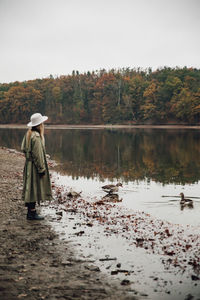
[27,123,45,145]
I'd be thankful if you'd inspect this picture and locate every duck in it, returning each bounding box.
[101,193,122,203]
[94,193,122,205]
[180,193,193,207]
[67,189,82,198]
[102,183,122,194]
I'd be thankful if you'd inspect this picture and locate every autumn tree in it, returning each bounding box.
[1,85,43,123]
[0,67,200,125]
[141,81,159,122]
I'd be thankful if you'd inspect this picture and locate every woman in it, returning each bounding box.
[21,113,52,220]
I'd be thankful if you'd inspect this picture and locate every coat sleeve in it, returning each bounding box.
[31,134,46,174]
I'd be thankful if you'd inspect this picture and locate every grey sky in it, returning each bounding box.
[0,0,199,83]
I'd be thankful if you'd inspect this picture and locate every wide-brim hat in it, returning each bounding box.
[27,113,48,127]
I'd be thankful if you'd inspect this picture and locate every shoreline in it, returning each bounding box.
[0,124,200,130]
[0,147,135,300]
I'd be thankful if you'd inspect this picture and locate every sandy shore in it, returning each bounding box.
[0,147,135,300]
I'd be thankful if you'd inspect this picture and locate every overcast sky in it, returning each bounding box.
[0,0,199,83]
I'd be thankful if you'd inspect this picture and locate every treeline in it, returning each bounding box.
[0,67,200,124]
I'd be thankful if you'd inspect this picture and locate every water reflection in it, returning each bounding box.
[1,128,200,185]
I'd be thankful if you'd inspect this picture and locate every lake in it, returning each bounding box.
[1,127,200,226]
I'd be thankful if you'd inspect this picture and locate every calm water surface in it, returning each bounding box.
[1,127,200,226]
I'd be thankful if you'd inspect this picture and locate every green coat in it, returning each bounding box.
[21,131,52,205]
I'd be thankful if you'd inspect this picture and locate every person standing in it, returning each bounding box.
[21,113,52,220]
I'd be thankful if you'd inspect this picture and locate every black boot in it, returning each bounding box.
[26,202,44,220]
[27,210,45,220]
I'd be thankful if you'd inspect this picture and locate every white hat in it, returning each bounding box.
[27,113,48,127]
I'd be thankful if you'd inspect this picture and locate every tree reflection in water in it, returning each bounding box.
[1,128,200,185]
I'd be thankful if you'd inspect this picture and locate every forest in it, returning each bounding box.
[0,66,200,124]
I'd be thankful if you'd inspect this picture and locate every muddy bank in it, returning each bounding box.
[0,147,135,300]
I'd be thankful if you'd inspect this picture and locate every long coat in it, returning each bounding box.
[21,131,52,205]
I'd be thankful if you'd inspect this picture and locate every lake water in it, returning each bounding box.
[1,127,200,226]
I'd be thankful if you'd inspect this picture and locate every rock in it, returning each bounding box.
[191,275,199,281]
[18,294,28,298]
[120,279,130,285]
[111,270,118,275]
[116,263,121,268]
[85,265,100,272]
[29,286,39,291]
[56,211,63,216]
[86,222,93,227]
[61,261,73,267]
[140,292,148,297]
[185,294,194,300]
[74,231,85,236]
[106,265,111,269]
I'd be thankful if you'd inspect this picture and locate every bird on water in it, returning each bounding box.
[102,183,122,194]
[180,192,193,208]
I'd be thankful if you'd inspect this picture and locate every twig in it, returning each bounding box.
[99,257,117,261]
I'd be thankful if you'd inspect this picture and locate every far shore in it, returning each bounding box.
[1,124,200,130]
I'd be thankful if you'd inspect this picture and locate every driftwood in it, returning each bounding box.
[111,269,132,275]
[162,195,200,199]
[99,257,117,262]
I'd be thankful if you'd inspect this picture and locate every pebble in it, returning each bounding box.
[121,279,130,285]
